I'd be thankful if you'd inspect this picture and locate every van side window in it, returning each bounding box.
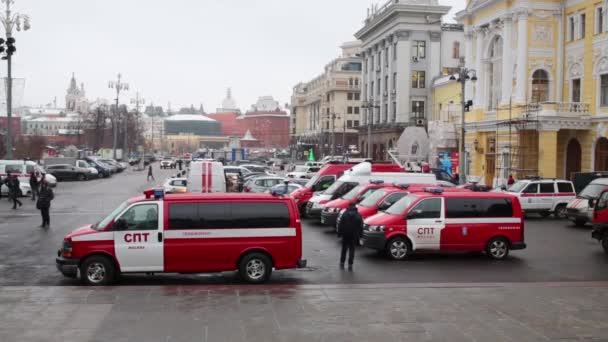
[118,204,158,231]
[557,182,574,193]
[231,202,290,228]
[483,199,513,217]
[539,183,555,193]
[522,183,538,194]
[446,198,513,218]
[409,198,442,219]
[315,176,335,191]
[168,202,289,229]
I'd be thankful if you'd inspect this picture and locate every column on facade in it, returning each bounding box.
[464,29,474,102]
[474,27,485,109]
[539,130,559,178]
[429,32,441,83]
[515,10,529,103]
[555,10,564,101]
[361,51,368,126]
[380,39,388,124]
[395,30,411,123]
[501,14,514,105]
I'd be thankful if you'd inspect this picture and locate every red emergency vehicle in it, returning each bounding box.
[362,188,526,260]
[357,185,412,220]
[56,189,306,285]
[290,162,403,212]
[591,190,608,254]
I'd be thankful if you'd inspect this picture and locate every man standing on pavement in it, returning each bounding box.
[8,174,22,209]
[29,171,39,201]
[37,180,54,228]
[177,159,183,171]
[337,202,363,270]
[147,164,155,182]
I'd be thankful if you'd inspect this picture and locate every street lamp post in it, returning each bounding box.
[449,67,477,184]
[0,0,30,159]
[361,100,380,159]
[108,74,129,160]
[130,92,144,170]
[330,112,340,157]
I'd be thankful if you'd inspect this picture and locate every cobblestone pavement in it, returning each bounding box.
[1,282,608,342]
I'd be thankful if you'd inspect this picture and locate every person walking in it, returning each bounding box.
[507,174,515,186]
[337,202,363,270]
[37,181,54,228]
[8,174,22,209]
[29,171,39,201]
[177,159,183,171]
[147,164,155,182]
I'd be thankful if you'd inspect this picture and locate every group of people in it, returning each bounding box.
[1,172,54,228]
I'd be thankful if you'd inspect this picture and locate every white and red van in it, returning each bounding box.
[56,189,306,285]
[362,188,525,260]
[290,161,403,212]
[187,161,226,193]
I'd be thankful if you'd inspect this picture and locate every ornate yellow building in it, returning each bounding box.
[456,0,608,186]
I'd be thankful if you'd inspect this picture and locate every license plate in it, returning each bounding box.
[321,217,326,224]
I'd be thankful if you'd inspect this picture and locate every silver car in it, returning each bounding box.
[244,176,286,193]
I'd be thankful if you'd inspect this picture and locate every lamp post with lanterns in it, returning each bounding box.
[361,100,380,159]
[0,0,30,159]
[449,67,477,184]
[108,74,129,160]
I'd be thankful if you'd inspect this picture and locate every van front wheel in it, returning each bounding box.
[386,237,411,260]
[80,255,116,286]
[239,252,272,284]
[486,237,510,260]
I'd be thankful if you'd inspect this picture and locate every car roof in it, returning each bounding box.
[160,193,291,202]
[412,191,517,199]
[590,177,608,185]
[516,179,571,183]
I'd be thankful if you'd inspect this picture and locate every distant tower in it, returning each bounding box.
[65,73,88,113]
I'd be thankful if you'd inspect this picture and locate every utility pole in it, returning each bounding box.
[330,113,340,157]
[362,101,379,159]
[131,92,144,170]
[449,67,477,184]
[0,0,30,159]
[108,73,129,160]
[342,119,346,156]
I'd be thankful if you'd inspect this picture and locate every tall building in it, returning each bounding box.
[65,73,88,113]
[456,0,608,186]
[291,42,363,158]
[240,96,290,149]
[355,0,463,161]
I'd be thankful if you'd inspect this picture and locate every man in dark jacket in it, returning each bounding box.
[8,174,22,209]
[337,202,364,270]
[29,172,39,201]
[37,181,54,228]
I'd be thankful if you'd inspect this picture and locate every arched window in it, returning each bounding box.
[531,70,549,103]
[487,36,503,110]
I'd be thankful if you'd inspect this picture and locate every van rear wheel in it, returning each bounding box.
[238,252,272,284]
[554,204,567,219]
[386,237,411,260]
[80,255,116,286]
[486,237,510,260]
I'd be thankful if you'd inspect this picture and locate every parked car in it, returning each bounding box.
[160,157,177,169]
[46,164,94,181]
[0,160,56,187]
[287,166,320,179]
[101,159,126,173]
[266,182,303,195]
[244,176,286,193]
[163,178,188,193]
[567,177,608,226]
[241,164,273,175]
[505,178,575,218]
[85,158,112,178]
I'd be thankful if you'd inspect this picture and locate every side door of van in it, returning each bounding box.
[520,183,539,211]
[538,182,556,211]
[406,198,445,251]
[112,202,164,272]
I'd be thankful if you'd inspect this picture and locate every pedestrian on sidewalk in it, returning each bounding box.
[337,202,363,271]
[177,159,183,171]
[8,174,22,209]
[37,181,54,228]
[507,174,515,186]
[147,165,155,181]
[29,171,39,201]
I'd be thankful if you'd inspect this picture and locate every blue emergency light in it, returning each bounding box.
[393,183,410,189]
[369,180,385,184]
[154,189,164,199]
[424,187,444,194]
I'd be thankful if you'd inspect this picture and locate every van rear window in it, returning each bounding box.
[169,202,290,229]
[446,198,513,218]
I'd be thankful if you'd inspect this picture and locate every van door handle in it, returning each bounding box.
[157,232,163,242]
[435,220,443,223]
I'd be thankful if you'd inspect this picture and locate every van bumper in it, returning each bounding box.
[510,242,527,250]
[320,211,338,226]
[305,202,323,218]
[56,256,80,278]
[362,231,387,250]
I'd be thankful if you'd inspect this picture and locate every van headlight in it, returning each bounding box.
[312,202,325,209]
[368,225,385,232]
[326,207,340,213]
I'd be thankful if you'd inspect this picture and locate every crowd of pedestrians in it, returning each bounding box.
[1,172,54,228]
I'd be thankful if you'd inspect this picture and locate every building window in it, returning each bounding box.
[601,75,608,106]
[393,42,397,60]
[347,120,353,128]
[326,93,330,102]
[487,35,503,110]
[385,47,389,67]
[347,106,353,114]
[597,7,604,34]
[392,102,397,121]
[531,70,549,103]
[412,40,426,58]
[354,93,360,101]
[392,72,397,90]
[570,16,575,41]
[354,107,360,114]
[412,71,426,88]
[383,104,388,122]
[384,76,389,93]
[412,101,425,118]
[371,55,374,71]
[354,78,359,86]
[377,79,381,95]
[572,78,581,102]
[452,41,460,59]
[348,93,353,101]
[581,13,586,39]
[354,120,360,127]
[377,51,382,69]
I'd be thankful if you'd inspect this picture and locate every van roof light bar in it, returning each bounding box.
[393,183,410,189]
[369,180,385,184]
[424,187,444,194]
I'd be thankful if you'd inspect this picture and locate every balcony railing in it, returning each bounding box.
[525,102,590,118]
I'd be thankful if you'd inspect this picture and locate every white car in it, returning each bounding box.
[160,157,176,169]
[163,178,188,193]
[505,178,576,218]
[287,166,320,179]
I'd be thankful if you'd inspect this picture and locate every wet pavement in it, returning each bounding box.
[1,282,608,341]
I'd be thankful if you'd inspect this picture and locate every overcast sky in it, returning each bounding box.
[15,0,464,112]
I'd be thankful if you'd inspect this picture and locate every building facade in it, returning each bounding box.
[356,0,464,161]
[240,96,290,149]
[291,42,362,159]
[456,0,608,186]
[65,73,88,114]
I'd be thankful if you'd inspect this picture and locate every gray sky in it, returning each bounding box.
[15,0,464,112]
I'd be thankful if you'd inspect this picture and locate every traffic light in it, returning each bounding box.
[0,38,4,54]
[6,37,15,55]
[464,100,473,112]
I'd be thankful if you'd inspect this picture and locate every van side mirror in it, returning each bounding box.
[589,199,596,209]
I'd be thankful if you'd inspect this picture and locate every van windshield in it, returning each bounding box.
[92,201,129,231]
[579,184,607,198]
[360,189,388,208]
[342,185,363,200]
[385,194,419,215]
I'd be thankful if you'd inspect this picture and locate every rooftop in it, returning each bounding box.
[164,114,218,122]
